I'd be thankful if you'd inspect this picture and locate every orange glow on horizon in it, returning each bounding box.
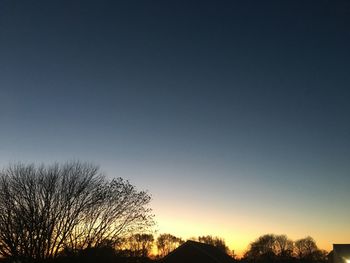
[153,202,348,257]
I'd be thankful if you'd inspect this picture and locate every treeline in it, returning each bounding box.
[112,233,328,263]
[0,162,330,263]
[241,234,328,263]
[22,233,327,263]
[0,162,231,263]
[0,232,230,262]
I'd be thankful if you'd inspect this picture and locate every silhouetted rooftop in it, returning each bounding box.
[160,240,235,263]
[333,244,350,262]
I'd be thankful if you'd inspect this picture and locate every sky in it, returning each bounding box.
[0,0,350,255]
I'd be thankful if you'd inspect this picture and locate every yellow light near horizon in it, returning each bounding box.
[346,259,350,263]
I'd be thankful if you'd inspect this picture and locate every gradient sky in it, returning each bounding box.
[1,0,350,255]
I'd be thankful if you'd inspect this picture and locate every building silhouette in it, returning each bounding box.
[160,240,235,263]
[331,244,350,263]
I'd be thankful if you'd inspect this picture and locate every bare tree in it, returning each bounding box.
[244,234,277,260]
[125,233,154,257]
[294,236,319,260]
[0,162,154,262]
[244,234,327,263]
[275,235,293,257]
[156,234,183,258]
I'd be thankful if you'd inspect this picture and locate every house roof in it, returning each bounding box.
[159,240,235,263]
[333,244,350,259]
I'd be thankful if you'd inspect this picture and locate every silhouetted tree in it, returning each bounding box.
[198,235,229,254]
[0,162,154,262]
[156,234,183,258]
[244,234,276,261]
[126,233,154,257]
[294,236,327,262]
[275,235,294,258]
[243,234,327,263]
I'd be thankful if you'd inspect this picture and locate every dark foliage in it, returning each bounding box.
[242,234,328,263]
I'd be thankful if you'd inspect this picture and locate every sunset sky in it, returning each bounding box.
[1,0,350,256]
